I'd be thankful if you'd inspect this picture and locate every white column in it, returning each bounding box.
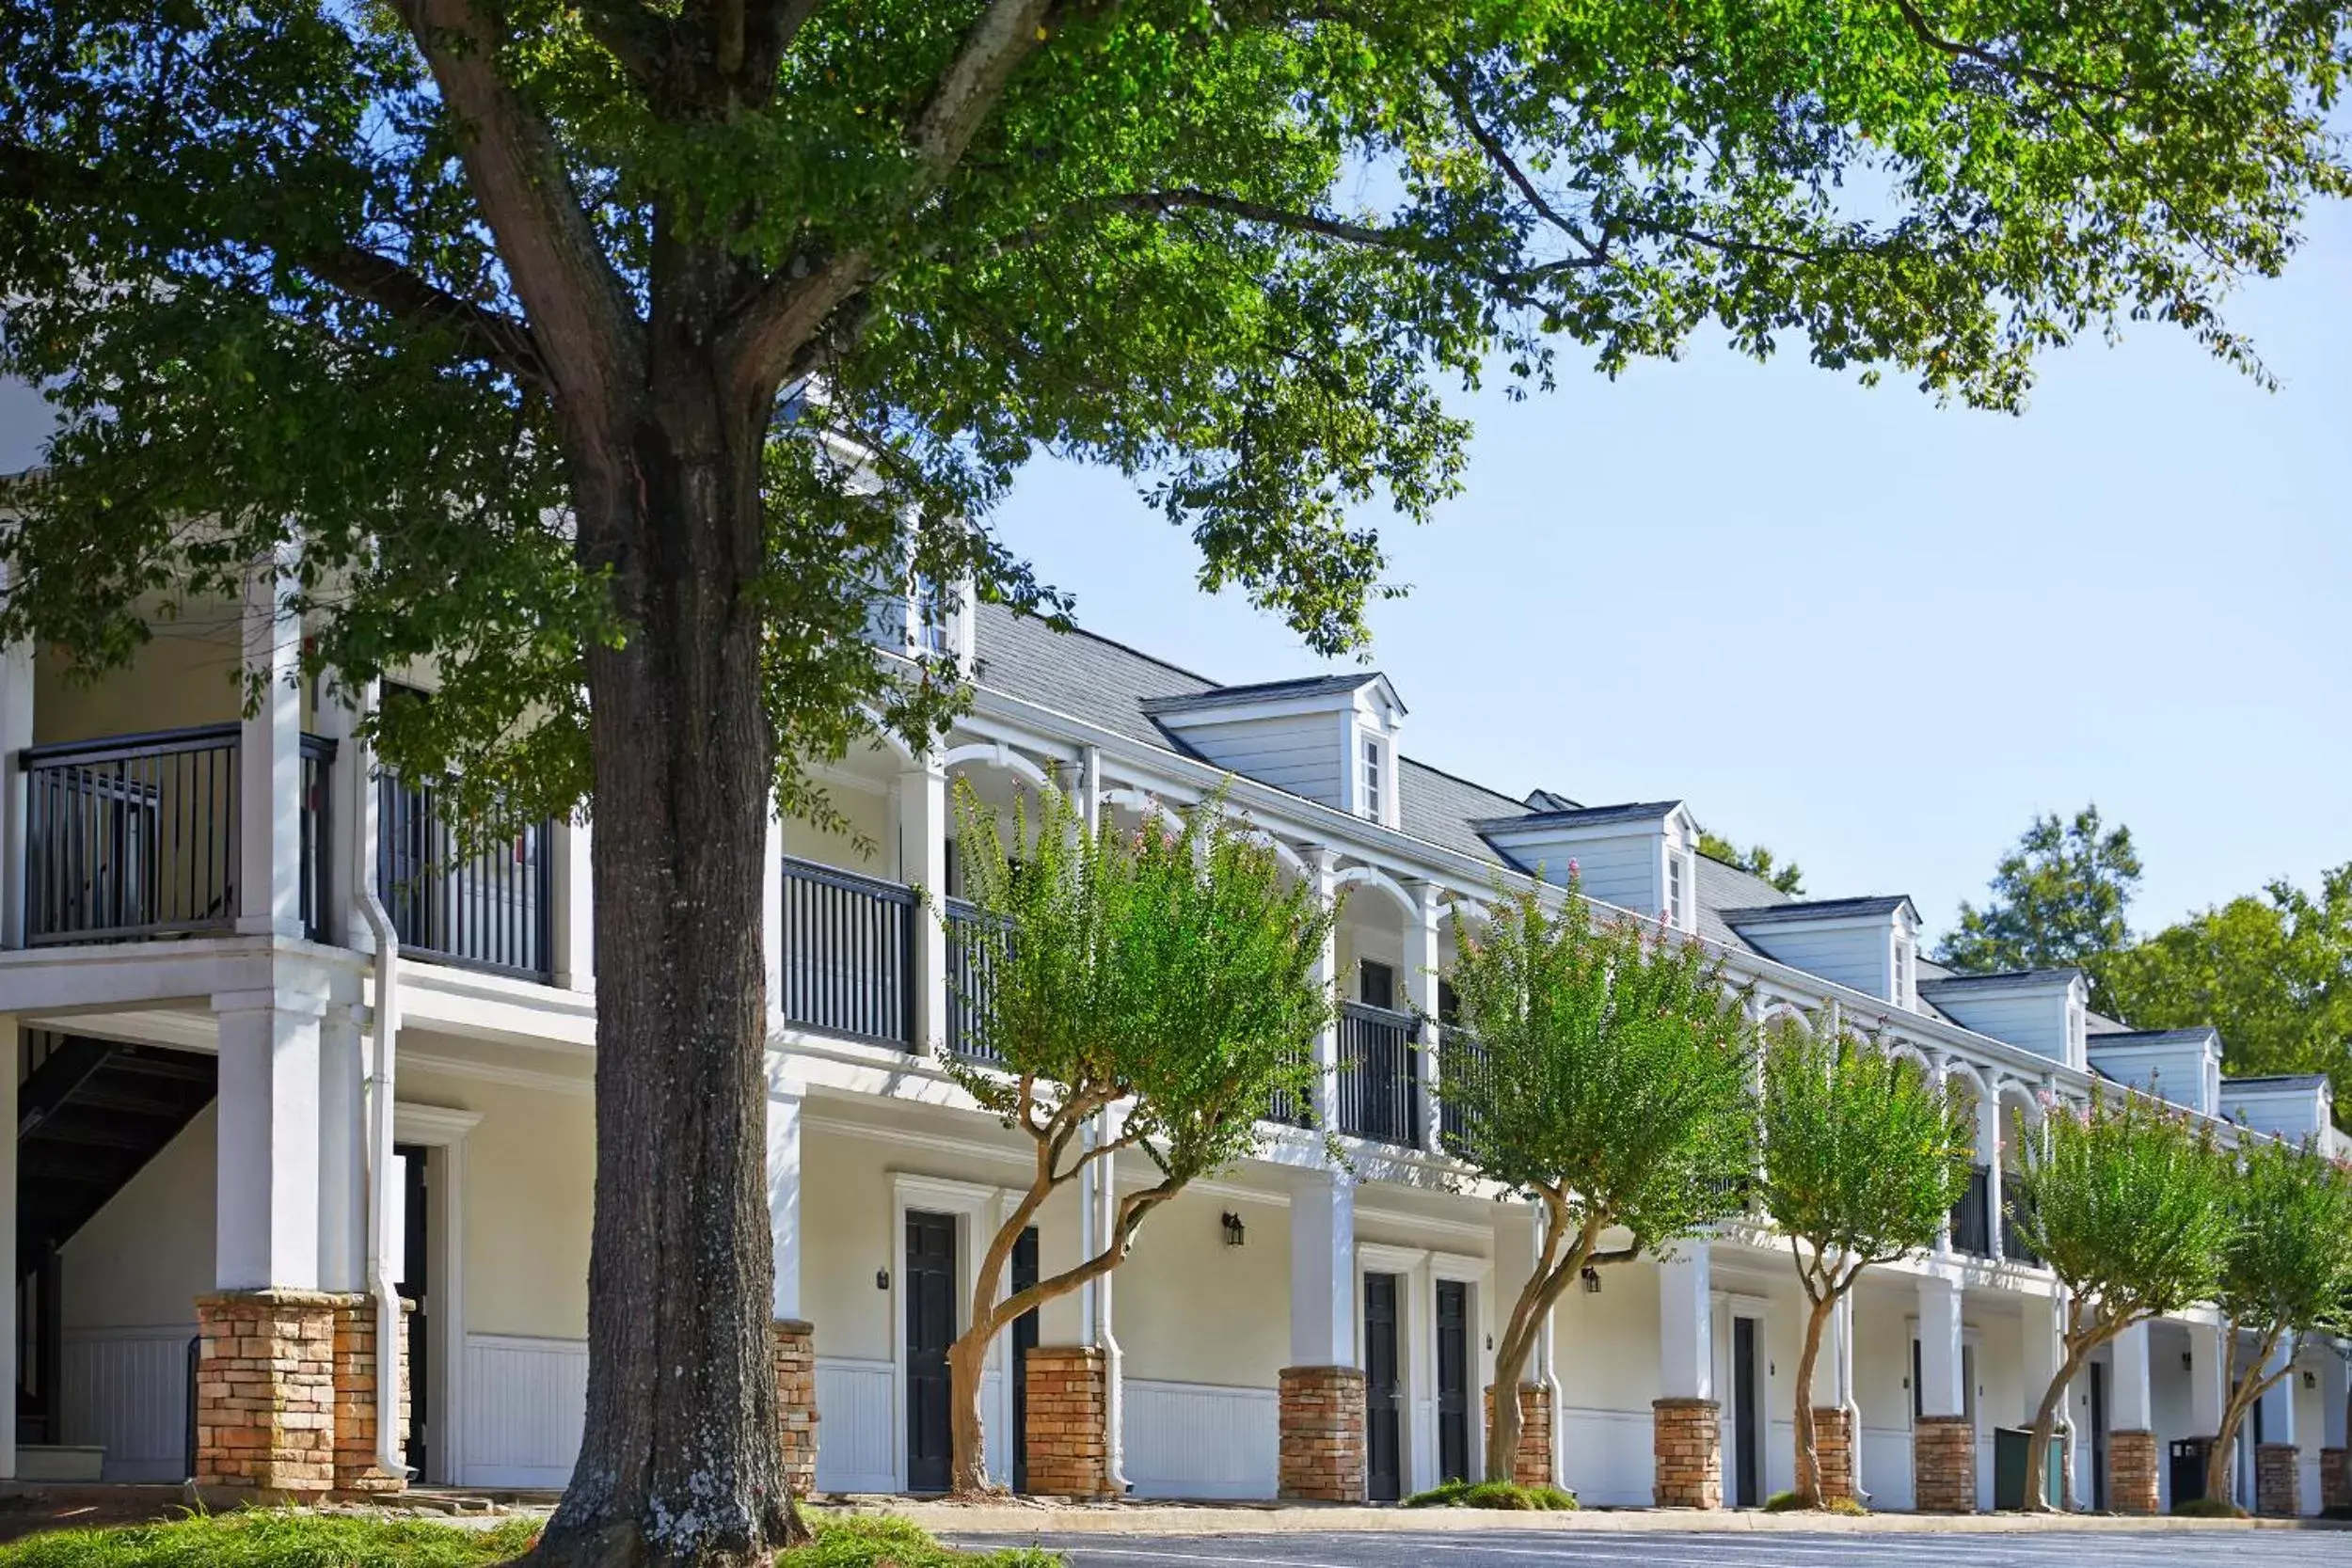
[2112,1320,2153,1433]
[2187,1319,2227,1436]
[900,760,949,1056]
[552,816,595,992]
[0,1014,18,1478]
[1658,1246,1714,1402]
[315,1003,369,1294]
[0,596,33,950]
[767,1077,803,1320]
[1308,849,1340,1132]
[1403,879,1441,1155]
[214,990,326,1289]
[763,795,787,1032]
[1078,747,1102,833]
[308,679,365,950]
[1979,1088,2006,1262]
[1289,1169,1356,1369]
[2259,1338,2297,1448]
[237,554,305,938]
[1918,1275,1965,1419]
[2322,1352,2348,1452]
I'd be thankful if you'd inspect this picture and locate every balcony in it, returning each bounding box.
[2001,1191,2042,1268]
[1949,1164,1994,1257]
[376,770,554,983]
[1337,1001,1422,1149]
[776,855,916,1047]
[945,896,1001,1062]
[21,724,334,945]
[1437,1025,1483,1158]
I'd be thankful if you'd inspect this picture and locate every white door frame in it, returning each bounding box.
[890,1172,1011,1492]
[1714,1291,1769,1507]
[391,1101,481,1487]
[1358,1242,1429,1497]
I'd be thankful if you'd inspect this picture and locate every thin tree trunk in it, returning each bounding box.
[532,351,792,1566]
[2023,1336,2100,1514]
[2206,1322,2287,1507]
[1790,1293,1834,1507]
[1485,1212,1585,1484]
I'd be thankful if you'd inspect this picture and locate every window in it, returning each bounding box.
[1361,736,1385,822]
[1666,849,1688,928]
[1895,939,1915,1007]
[1359,959,1396,1012]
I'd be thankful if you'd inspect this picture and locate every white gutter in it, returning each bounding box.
[1096,1103,1131,1495]
[350,699,407,1481]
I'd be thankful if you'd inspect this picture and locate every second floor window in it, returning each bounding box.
[1666,849,1688,928]
[1362,736,1384,821]
[1359,959,1396,1011]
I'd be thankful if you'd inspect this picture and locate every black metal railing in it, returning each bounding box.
[1437,1025,1485,1158]
[1337,1001,1422,1148]
[776,855,915,1046]
[376,770,553,982]
[945,896,1002,1061]
[2001,1189,2042,1267]
[1949,1164,1994,1257]
[22,723,333,944]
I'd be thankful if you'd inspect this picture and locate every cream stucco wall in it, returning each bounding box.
[61,1103,215,1330]
[1552,1254,1665,1415]
[33,620,246,745]
[1118,1187,1289,1388]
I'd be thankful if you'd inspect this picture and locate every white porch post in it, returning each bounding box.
[0,1014,17,1478]
[2258,1339,2298,1444]
[1403,879,1441,1155]
[0,578,35,949]
[1288,1169,1356,1369]
[1979,1087,2006,1262]
[315,1002,369,1294]
[214,990,326,1290]
[237,554,305,938]
[551,816,595,992]
[767,1076,803,1321]
[900,758,948,1057]
[1918,1276,1965,1418]
[2110,1319,2156,1511]
[2323,1352,2348,1452]
[2111,1321,2153,1432]
[1659,1248,1713,1402]
[1308,848,1340,1132]
[2187,1320,2226,1436]
[763,794,787,1032]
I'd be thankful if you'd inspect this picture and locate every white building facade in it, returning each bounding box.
[0,571,2342,1516]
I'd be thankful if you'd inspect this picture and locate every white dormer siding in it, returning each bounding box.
[1722,896,1921,1006]
[2219,1075,2336,1146]
[1916,969,2090,1070]
[1142,673,1406,826]
[2086,1028,2223,1116]
[1473,801,1701,932]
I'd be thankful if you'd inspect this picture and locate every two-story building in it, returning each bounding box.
[0,562,2341,1517]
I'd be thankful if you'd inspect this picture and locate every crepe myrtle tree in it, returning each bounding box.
[2202,1138,2352,1508]
[5,2,2347,1560]
[1439,878,1757,1482]
[1758,1008,1974,1508]
[2010,1088,2233,1511]
[942,780,1332,1497]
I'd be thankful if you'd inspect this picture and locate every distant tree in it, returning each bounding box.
[2201,1137,2352,1507]
[2102,866,2352,1127]
[2010,1090,2232,1511]
[943,782,1332,1497]
[1936,807,2141,1006]
[1759,1009,1974,1507]
[1699,832,1804,896]
[1439,878,1757,1482]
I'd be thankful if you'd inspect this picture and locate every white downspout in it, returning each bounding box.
[350,695,407,1481]
[1096,1104,1130,1495]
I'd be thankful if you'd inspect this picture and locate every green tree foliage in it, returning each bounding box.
[1935,807,2142,1006]
[1698,832,1804,897]
[1759,1009,1973,1507]
[1439,879,1756,1481]
[944,782,1332,1496]
[2200,1138,2352,1505]
[4,3,2346,1557]
[2103,866,2352,1126]
[2010,1089,2232,1510]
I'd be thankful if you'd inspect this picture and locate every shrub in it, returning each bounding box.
[0,1512,541,1568]
[781,1516,1060,1567]
[1401,1480,1577,1512]
[1760,1492,1866,1516]
[2169,1497,2249,1520]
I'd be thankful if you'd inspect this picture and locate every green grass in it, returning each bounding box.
[1760,1491,1867,1515]
[0,1512,1057,1568]
[2169,1497,2249,1520]
[1401,1480,1578,1512]
[0,1512,542,1568]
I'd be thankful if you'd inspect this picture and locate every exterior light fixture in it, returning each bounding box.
[876,1269,890,1291]
[1581,1265,1602,1294]
[1221,1212,1247,1247]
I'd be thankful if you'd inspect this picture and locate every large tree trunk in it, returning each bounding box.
[1789,1294,1834,1508]
[531,330,794,1565]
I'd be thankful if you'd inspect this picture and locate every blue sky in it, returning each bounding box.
[990,199,2352,947]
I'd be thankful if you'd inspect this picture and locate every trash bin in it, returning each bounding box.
[1994,1427,2065,1510]
[2170,1437,2211,1506]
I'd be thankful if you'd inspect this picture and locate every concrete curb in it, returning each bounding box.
[846,1499,2344,1537]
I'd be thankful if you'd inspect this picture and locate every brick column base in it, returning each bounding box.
[329,1295,409,1495]
[1482,1384,1554,1486]
[1025,1346,1110,1498]
[2256,1442,2301,1517]
[1813,1408,1854,1502]
[195,1290,339,1497]
[1279,1366,1366,1501]
[772,1320,818,1498]
[1652,1398,1721,1509]
[2105,1429,2157,1515]
[2322,1447,2349,1513]
[1913,1414,1976,1513]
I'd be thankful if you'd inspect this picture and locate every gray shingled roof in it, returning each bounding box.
[1470,800,1686,832]
[1721,895,1915,925]
[1919,968,2086,995]
[1139,673,1388,714]
[2220,1073,2330,1091]
[2089,1027,2220,1050]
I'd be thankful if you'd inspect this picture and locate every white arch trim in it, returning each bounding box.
[855,707,918,762]
[939,741,1054,790]
[1331,863,1419,917]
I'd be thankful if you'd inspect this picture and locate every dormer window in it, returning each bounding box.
[1894,938,1915,1009]
[1361,736,1386,824]
[1666,850,1688,929]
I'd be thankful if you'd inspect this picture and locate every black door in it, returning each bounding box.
[2090,1360,2109,1513]
[1435,1280,1470,1483]
[1364,1273,1404,1501]
[395,1142,430,1480]
[1733,1316,1761,1508]
[905,1211,958,1492]
[1009,1227,1040,1493]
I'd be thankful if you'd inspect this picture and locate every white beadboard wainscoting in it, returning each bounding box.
[460,1334,587,1489]
[1860,1424,1915,1512]
[1558,1404,1654,1508]
[1123,1380,1278,1499]
[61,1325,196,1482]
[813,1356,895,1493]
